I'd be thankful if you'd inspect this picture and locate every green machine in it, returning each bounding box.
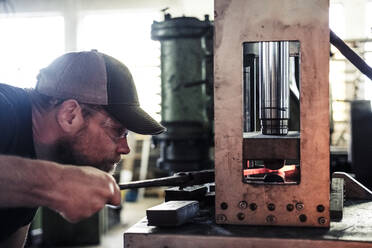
[151,14,214,173]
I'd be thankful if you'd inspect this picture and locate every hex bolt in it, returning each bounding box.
[266,215,277,224]
[216,214,227,222]
[239,201,248,209]
[220,202,228,210]
[267,203,275,211]
[237,212,245,220]
[296,202,304,211]
[299,214,307,222]
[318,217,327,225]
[317,205,325,212]
[249,203,257,211]
[287,204,294,211]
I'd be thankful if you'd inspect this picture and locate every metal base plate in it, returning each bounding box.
[124,200,372,248]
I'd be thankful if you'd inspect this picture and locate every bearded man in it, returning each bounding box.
[0,51,164,247]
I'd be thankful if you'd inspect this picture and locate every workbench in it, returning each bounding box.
[124,200,372,248]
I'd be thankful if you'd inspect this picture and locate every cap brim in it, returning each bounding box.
[104,104,165,135]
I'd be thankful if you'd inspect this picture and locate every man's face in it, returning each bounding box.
[55,108,130,173]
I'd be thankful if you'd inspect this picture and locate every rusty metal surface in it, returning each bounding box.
[243,132,299,160]
[214,0,330,227]
[124,200,372,248]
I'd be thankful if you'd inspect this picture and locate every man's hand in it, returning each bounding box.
[0,155,121,223]
[48,165,121,222]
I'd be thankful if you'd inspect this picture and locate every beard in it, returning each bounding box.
[54,129,118,173]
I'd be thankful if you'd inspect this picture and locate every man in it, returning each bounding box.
[0,50,165,247]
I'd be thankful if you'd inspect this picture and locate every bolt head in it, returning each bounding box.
[296,202,304,211]
[299,214,307,222]
[220,202,228,210]
[268,203,275,211]
[317,205,325,212]
[249,203,257,211]
[239,201,248,209]
[237,212,245,220]
[266,215,277,224]
[318,217,327,225]
[287,204,294,211]
[216,214,227,222]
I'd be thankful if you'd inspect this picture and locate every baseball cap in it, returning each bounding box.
[36,50,165,135]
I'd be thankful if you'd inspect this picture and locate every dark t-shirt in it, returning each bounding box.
[0,83,37,242]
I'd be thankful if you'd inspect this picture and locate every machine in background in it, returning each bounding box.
[351,100,372,190]
[151,14,214,173]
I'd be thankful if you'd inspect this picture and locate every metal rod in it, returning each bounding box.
[119,175,189,190]
[259,41,290,135]
[330,29,372,81]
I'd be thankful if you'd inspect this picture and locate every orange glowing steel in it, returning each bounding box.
[243,165,296,177]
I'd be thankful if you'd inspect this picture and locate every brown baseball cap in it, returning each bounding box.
[36,50,165,135]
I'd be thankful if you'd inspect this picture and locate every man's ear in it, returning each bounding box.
[56,100,85,134]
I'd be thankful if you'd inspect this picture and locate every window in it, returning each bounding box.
[329,3,348,147]
[364,1,372,101]
[0,14,64,88]
[78,11,161,121]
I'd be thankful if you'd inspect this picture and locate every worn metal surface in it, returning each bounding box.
[146,201,199,227]
[330,178,344,221]
[165,185,208,202]
[124,200,372,248]
[214,0,330,227]
[243,132,299,160]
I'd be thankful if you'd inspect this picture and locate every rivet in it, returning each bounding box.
[267,203,275,211]
[237,212,245,220]
[317,205,325,212]
[287,204,294,211]
[299,214,307,222]
[249,203,257,211]
[220,202,228,210]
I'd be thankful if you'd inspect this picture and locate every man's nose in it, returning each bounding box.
[116,137,130,155]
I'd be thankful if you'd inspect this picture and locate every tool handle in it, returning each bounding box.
[119,174,189,190]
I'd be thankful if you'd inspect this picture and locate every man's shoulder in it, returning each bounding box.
[0,83,27,101]
[0,83,33,156]
[0,83,31,114]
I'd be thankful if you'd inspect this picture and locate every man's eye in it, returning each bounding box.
[115,128,128,137]
[114,128,122,136]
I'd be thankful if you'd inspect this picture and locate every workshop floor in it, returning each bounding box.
[94,197,163,248]
[51,197,163,248]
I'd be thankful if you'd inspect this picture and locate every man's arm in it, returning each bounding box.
[0,155,121,222]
